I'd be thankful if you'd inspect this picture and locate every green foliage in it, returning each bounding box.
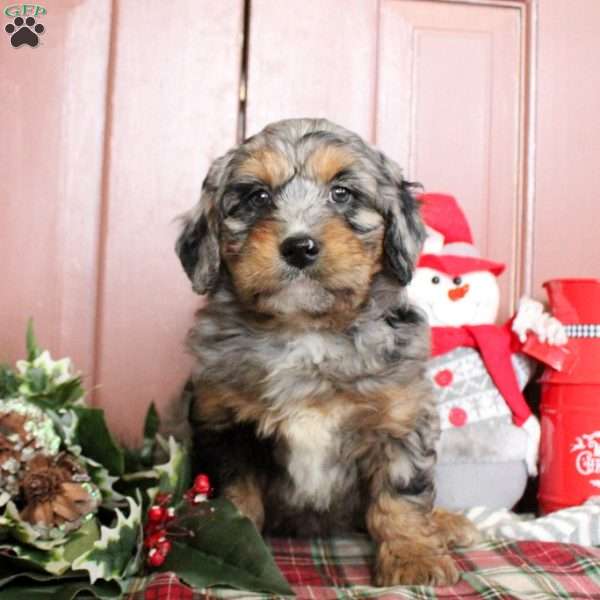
[160,499,293,596]
[72,497,142,583]
[73,407,125,476]
[0,364,20,397]
[0,556,124,599]
[155,435,192,504]
[0,324,291,598]
[26,318,42,361]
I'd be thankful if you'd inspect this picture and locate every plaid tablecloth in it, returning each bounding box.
[125,536,600,600]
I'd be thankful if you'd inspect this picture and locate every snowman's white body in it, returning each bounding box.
[407,264,537,510]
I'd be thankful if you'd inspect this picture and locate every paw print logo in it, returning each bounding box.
[5,16,45,48]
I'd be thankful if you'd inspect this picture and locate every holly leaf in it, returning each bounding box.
[71,497,141,583]
[0,364,19,397]
[159,499,292,595]
[144,402,160,440]
[27,367,48,393]
[51,378,86,406]
[1,579,124,600]
[139,402,160,467]
[26,318,42,361]
[0,543,71,576]
[0,512,100,574]
[84,460,125,505]
[154,435,191,504]
[73,407,124,475]
[0,523,125,598]
[0,561,123,600]
[62,519,101,563]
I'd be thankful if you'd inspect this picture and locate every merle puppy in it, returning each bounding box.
[175,118,478,586]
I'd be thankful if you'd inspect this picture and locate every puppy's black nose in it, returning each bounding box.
[280,235,320,269]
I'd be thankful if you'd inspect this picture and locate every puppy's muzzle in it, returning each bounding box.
[280,235,320,269]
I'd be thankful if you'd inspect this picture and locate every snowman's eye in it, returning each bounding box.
[453,276,462,285]
[431,276,440,285]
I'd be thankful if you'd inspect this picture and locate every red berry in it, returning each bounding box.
[144,522,158,535]
[157,539,172,556]
[147,505,166,523]
[147,549,166,567]
[193,474,211,494]
[144,531,166,548]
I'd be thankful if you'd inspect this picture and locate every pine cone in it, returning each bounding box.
[19,454,99,531]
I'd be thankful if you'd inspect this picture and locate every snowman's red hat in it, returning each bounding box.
[419,193,473,244]
[418,242,506,277]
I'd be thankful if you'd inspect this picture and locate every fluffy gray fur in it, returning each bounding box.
[174,118,440,537]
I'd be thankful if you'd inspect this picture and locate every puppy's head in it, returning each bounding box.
[177,118,424,323]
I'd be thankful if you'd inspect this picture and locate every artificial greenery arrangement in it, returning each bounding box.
[0,323,292,599]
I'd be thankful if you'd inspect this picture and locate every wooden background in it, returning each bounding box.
[1,0,599,442]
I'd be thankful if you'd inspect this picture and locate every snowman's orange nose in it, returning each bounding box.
[448,284,470,301]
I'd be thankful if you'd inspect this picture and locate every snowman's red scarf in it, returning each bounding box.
[430,324,531,426]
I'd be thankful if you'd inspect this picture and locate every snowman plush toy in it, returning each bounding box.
[408,194,566,510]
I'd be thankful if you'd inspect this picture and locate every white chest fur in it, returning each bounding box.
[280,407,354,511]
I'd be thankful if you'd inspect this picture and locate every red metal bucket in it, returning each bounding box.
[539,279,600,514]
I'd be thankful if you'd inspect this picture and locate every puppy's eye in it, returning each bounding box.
[431,276,440,284]
[248,190,272,209]
[330,186,352,204]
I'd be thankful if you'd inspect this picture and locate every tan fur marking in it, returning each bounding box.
[367,494,459,586]
[317,217,383,314]
[346,384,427,479]
[306,144,356,184]
[237,148,292,188]
[224,219,282,301]
[224,476,265,531]
[192,386,264,428]
[194,384,314,439]
[225,216,385,330]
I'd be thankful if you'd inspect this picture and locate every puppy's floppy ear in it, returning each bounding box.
[378,153,426,286]
[176,155,228,295]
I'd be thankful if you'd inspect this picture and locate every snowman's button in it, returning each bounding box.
[434,369,453,387]
[449,407,468,427]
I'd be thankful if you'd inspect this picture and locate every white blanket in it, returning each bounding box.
[465,497,600,546]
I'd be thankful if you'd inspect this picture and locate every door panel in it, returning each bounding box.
[377,0,522,319]
[0,1,112,376]
[245,0,379,140]
[533,0,600,294]
[93,1,244,441]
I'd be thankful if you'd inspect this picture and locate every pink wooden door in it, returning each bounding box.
[0,1,244,442]
[0,2,112,378]
[93,1,244,441]
[533,0,600,292]
[245,0,379,141]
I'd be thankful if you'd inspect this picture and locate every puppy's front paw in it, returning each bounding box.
[432,508,482,548]
[375,541,459,587]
